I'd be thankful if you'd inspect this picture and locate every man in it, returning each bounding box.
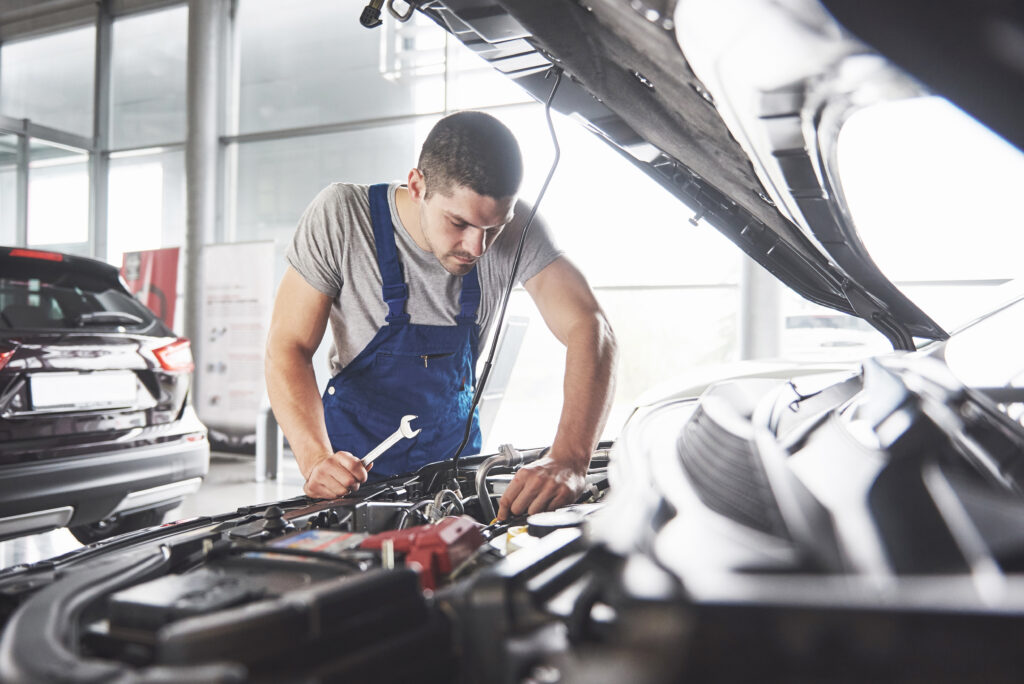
[265,111,616,520]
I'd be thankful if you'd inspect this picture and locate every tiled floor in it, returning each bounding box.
[0,452,305,571]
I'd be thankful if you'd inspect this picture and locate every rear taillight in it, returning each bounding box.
[8,248,63,262]
[0,347,14,371]
[153,338,195,372]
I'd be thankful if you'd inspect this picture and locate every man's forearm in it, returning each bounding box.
[549,312,617,468]
[265,348,334,478]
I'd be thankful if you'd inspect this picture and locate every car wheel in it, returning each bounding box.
[69,509,165,545]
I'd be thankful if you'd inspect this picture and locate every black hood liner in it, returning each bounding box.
[420,0,951,347]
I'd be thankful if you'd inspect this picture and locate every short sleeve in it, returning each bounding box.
[510,203,563,286]
[285,185,346,297]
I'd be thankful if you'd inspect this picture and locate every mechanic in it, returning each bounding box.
[265,111,616,520]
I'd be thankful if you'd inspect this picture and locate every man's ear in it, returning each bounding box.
[407,168,427,202]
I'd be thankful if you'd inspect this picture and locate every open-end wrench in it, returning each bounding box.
[362,415,421,466]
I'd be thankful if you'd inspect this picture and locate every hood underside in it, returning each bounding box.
[416,0,1024,349]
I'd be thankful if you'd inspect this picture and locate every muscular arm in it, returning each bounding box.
[496,256,617,519]
[265,267,368,497]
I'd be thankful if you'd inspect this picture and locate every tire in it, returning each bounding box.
[70,508,166,545]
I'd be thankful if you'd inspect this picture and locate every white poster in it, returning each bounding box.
[198,241,276,435]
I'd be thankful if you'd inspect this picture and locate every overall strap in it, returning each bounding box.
[457,266,480,325]
[368,183,409,325]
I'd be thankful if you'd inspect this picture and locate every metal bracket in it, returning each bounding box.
[388,0,415,22]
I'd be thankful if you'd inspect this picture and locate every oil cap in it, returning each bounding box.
[527,510,585,538]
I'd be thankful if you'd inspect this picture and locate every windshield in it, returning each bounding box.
[0,260,160,334]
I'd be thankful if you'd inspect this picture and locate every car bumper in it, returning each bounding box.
[0,435,210,540]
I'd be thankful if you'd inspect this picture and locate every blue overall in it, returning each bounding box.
[321,183,482,479]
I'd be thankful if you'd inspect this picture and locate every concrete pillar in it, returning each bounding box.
[89,0,111,262]
[16,133,28,246]
[738,256,782,360]
[185,0,226,384]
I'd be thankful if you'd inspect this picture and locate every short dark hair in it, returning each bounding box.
[418,111,523,199]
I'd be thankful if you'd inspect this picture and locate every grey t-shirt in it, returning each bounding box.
[285,182,562,377]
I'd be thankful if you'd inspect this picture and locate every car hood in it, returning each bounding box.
[416,0,1024,350]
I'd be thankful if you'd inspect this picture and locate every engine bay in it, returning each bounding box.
[6,345,1024,683]
[0,448,612,683]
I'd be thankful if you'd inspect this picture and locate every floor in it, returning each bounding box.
[0,452,305,571]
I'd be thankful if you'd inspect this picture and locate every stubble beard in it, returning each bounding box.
[440,251,477,276]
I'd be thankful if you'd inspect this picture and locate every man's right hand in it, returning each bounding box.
[302,451,371,498]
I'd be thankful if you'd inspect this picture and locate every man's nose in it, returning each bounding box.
[464,227,486,257]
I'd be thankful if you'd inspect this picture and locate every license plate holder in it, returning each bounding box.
[30,371,138,411]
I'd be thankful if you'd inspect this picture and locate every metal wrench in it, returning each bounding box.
[362,415,420,466]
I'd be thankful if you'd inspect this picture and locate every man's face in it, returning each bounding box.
[417,183,516,276]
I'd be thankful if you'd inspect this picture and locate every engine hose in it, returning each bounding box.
[432,489,464,520]
[398,499,434,529]
[475,444,547,521]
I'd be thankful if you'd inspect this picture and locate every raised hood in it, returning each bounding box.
[412,0,1024,350]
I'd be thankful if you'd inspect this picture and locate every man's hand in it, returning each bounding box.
[496,455,587,520]
[302,451,371,499]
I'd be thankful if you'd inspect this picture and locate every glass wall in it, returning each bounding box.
[490,107,741,288]
[27,139,90,257]
[838,96,1024,331]
[232,122,426,251]
[0,5,189,259]
[0,133,18,245]
[779,291,890,362]
[486,285,738,449]
[235,0,445,133]
[110,6,188,149]
[0,26,96,138]
[107,148,186,264]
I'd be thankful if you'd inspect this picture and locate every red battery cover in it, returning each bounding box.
[359,515,485,590]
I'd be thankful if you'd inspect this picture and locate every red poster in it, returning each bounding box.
[121,247,179,329]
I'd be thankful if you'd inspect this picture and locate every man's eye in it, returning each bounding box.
[451,221,467,228]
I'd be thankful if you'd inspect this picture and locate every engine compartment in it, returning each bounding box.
[0,448,611,683]
[4,349,1024,683]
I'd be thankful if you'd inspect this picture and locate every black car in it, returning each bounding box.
[0,246,209,543]
[1,1,1024,683]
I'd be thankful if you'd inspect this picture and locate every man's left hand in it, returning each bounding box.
[496,455,587,521]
